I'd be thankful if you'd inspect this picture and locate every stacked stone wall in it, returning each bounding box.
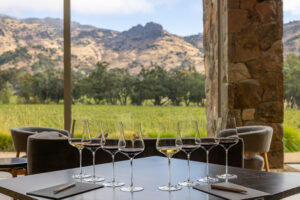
[204,0,284,168]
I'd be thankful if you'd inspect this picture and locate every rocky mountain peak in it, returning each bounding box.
[122,22,164,40]
[144,22,163,32]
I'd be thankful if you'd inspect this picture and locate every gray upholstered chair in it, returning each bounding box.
[10,127,69,157]
[219,126,273,171]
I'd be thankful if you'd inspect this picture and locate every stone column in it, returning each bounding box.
[204,0,284,168]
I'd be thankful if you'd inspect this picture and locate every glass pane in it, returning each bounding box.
[71,0,205,138]
[0,0,63,151]
[283,1,300,153]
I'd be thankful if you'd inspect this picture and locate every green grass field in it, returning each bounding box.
[0,104,299,152]
[0,104,206,150]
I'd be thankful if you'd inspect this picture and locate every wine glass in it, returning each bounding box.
[178,120,200,187]
[101,121,125,187]
[83,120,105,182]
[197,118,221,183]
[68,119,91,179]
[156,121,183,191]
[216,117,239,179]
[119,122,145,192]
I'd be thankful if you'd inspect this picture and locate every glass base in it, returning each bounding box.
[197,176,219,183]
[72,173,91,179]
[120,186,144,192]
[158,185,182,191]
[103,181,125,187]
[216,173,237,179]
[178,180,196,187]
[84,177,105,182]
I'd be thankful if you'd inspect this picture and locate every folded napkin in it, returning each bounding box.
[193,182,270,200]
[27,182,103,200]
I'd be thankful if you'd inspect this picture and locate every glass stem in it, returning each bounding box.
[187,153,191,182]
[206,150,209,178]
[168,157,171,188]
[79,149,83,175]
[225,149,228,175]
[112,154,115,183]
[92,151,96,179]
[130,158,134,189]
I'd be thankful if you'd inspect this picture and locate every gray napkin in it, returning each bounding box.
[27,182,103,199]
[193,182,270,200]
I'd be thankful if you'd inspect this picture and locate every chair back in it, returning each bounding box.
[11,127,69,154]
[219,126,273,154]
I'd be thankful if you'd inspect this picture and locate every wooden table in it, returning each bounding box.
[0,157,27,177]
[0,156,299,200]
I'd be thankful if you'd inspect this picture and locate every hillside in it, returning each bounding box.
[0,15,204,74]
[284,20,300,55]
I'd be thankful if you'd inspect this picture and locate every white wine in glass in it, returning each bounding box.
[68,119,91,179]
[156,121,182,191]
[157,146,181,157]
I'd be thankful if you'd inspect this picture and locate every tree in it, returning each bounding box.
[130,78,145,105]
[17,73,35,103]
[87,62,110,104]
[166,70,185,106]
[17,69,64,104]
[0,82,11,104]
[112,69,135,105]
[0,69,18,91]
[284,54,300,106]
[189,72,205,106]
[140,66,169,106]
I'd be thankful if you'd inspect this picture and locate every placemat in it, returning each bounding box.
[193,182,270,200]
[27,182,103,199]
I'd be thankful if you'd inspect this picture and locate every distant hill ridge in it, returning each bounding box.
[1,14,297,75]
[0,15,204,74]
[283,20,300,55]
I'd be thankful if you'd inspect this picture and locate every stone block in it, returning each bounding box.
[246,61,283,103]
[261,40,283,73]
[234,79,263,109]
[256,1,277,22]
[229,63,251,83]
[228,9,249,33]
[228,0,240,9]
[242,108,255,121]
[245,59,264,79]
[258,24,282,51]
[241,0,257,10]
[261,72,284,102]
[231,27,261,62]
[256,102,283,123]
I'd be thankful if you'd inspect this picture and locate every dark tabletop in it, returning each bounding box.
[0,157,27,168]
[0,156,299,200]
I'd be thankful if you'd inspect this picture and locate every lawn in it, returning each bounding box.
[0,104,206,150]
[0,104,299,151]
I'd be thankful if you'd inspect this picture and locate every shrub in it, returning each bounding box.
[0,133,13,151]
[284,126,300,152]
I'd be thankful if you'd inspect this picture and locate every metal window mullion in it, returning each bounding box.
[64,0,71,131]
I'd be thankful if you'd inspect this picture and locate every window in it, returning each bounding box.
[0,0,63,150]
[70,0,206,135]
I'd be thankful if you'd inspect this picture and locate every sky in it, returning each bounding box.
[0,0,299,36]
